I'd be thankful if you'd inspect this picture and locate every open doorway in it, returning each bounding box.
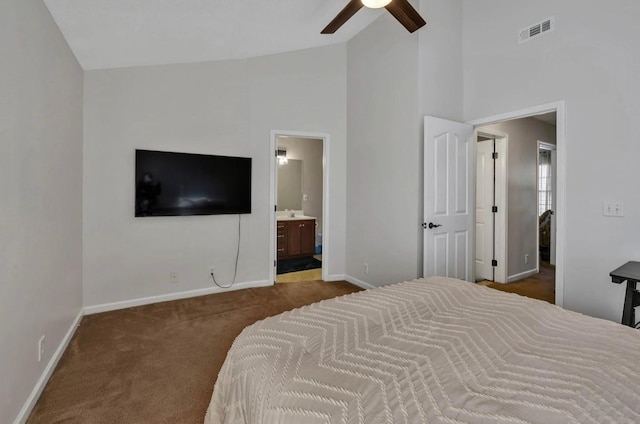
[473,110,558,304]
[423,102,565,306]
[272,134,325,284]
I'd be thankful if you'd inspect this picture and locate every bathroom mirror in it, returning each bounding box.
[277,159,303,210]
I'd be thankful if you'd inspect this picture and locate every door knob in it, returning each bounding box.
[428,222,442,229]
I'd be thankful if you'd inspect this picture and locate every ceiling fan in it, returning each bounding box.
[322,0,426,34]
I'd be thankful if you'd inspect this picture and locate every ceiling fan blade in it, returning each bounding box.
[321,0,364,34]
[385,0,426,33]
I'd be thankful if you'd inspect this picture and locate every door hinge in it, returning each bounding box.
[492,259,498,267]
[492,206,498,213]
[492,152,498,159]
[274,205,277,212]
[274,260,277,267]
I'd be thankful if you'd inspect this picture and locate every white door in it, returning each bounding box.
[475,139,494,281]
[423,116,474,280]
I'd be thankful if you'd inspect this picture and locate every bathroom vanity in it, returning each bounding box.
[277,215,316,259]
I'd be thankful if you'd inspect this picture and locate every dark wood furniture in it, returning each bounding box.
[610,261,640,327]
[277,219,315,260]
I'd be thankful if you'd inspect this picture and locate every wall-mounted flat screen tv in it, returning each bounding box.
[135,149,251,217]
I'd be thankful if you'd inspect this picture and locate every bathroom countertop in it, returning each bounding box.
[277,215,316,222]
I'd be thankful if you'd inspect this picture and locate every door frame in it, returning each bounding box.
[468,101,566,307]
[474,128,508,284]
[269,129,330,284]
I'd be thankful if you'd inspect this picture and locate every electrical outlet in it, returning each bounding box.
[169,272,179,284]
[364,263,369,274]
[209,266,215,276]
[38,335,45,362]
[524,254,529,264]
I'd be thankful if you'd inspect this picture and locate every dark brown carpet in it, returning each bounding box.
[27,280,361,424]
[483,261,556,304]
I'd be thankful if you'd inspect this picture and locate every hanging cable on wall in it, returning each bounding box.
[210,214,241,289]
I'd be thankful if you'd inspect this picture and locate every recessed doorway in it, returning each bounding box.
[470,104,562,305]
[269,130,329,285]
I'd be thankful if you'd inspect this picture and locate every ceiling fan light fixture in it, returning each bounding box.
[322,0,425,34]
[361,0,392,9]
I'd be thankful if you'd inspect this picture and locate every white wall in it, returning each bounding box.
[277,137,324,235]
[346,12,421,286]
[418,0,464,122]
[463,0,640,321]
[417,0,464,278]
[83,44,347,308]
[0,0,84,422]
[346,0,463,286]
[481,117,556,278]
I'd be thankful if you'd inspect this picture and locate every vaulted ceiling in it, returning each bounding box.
[43,0,384,70]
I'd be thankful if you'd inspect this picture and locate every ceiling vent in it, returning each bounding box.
[519,17,555,44]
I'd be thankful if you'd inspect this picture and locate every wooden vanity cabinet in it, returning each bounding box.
[277,219,315,259]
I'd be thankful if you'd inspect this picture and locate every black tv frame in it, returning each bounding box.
[135,149,252,217]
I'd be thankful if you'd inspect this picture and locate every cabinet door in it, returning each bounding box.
[287,222,302,256]
[300,220,316,256]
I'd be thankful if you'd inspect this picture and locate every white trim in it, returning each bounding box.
[83,280,271,315]
[270,130,331,284]
[324,274,346,282]
[467,100,566,308]
[345,275,376,290]
[467,101,564,127]
[507,268,539,283]
[13,309,84,424]
[322,136,330,282]
[270,131,276,284]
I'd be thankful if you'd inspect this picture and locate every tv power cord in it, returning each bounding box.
[210,214,241,289]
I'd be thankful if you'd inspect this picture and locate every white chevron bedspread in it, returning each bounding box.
[205,277,640,424]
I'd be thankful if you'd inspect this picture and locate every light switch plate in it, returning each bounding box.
[603,202,624,217]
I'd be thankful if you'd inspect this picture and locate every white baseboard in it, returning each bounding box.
[84,280,272,315]
[345,275,376,290]
[507,268,538,283]
[13,309,84,424]
[324,274,346,282]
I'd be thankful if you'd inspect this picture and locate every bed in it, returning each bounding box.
[205,277,640,424]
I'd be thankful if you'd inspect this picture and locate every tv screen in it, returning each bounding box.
[135,149,251,217]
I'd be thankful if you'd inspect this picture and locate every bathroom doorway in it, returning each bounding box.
[271,133,326,284]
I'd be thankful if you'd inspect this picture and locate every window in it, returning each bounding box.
[538,148,552,216]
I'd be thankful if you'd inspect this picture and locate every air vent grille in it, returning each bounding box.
[519,17,555,44]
